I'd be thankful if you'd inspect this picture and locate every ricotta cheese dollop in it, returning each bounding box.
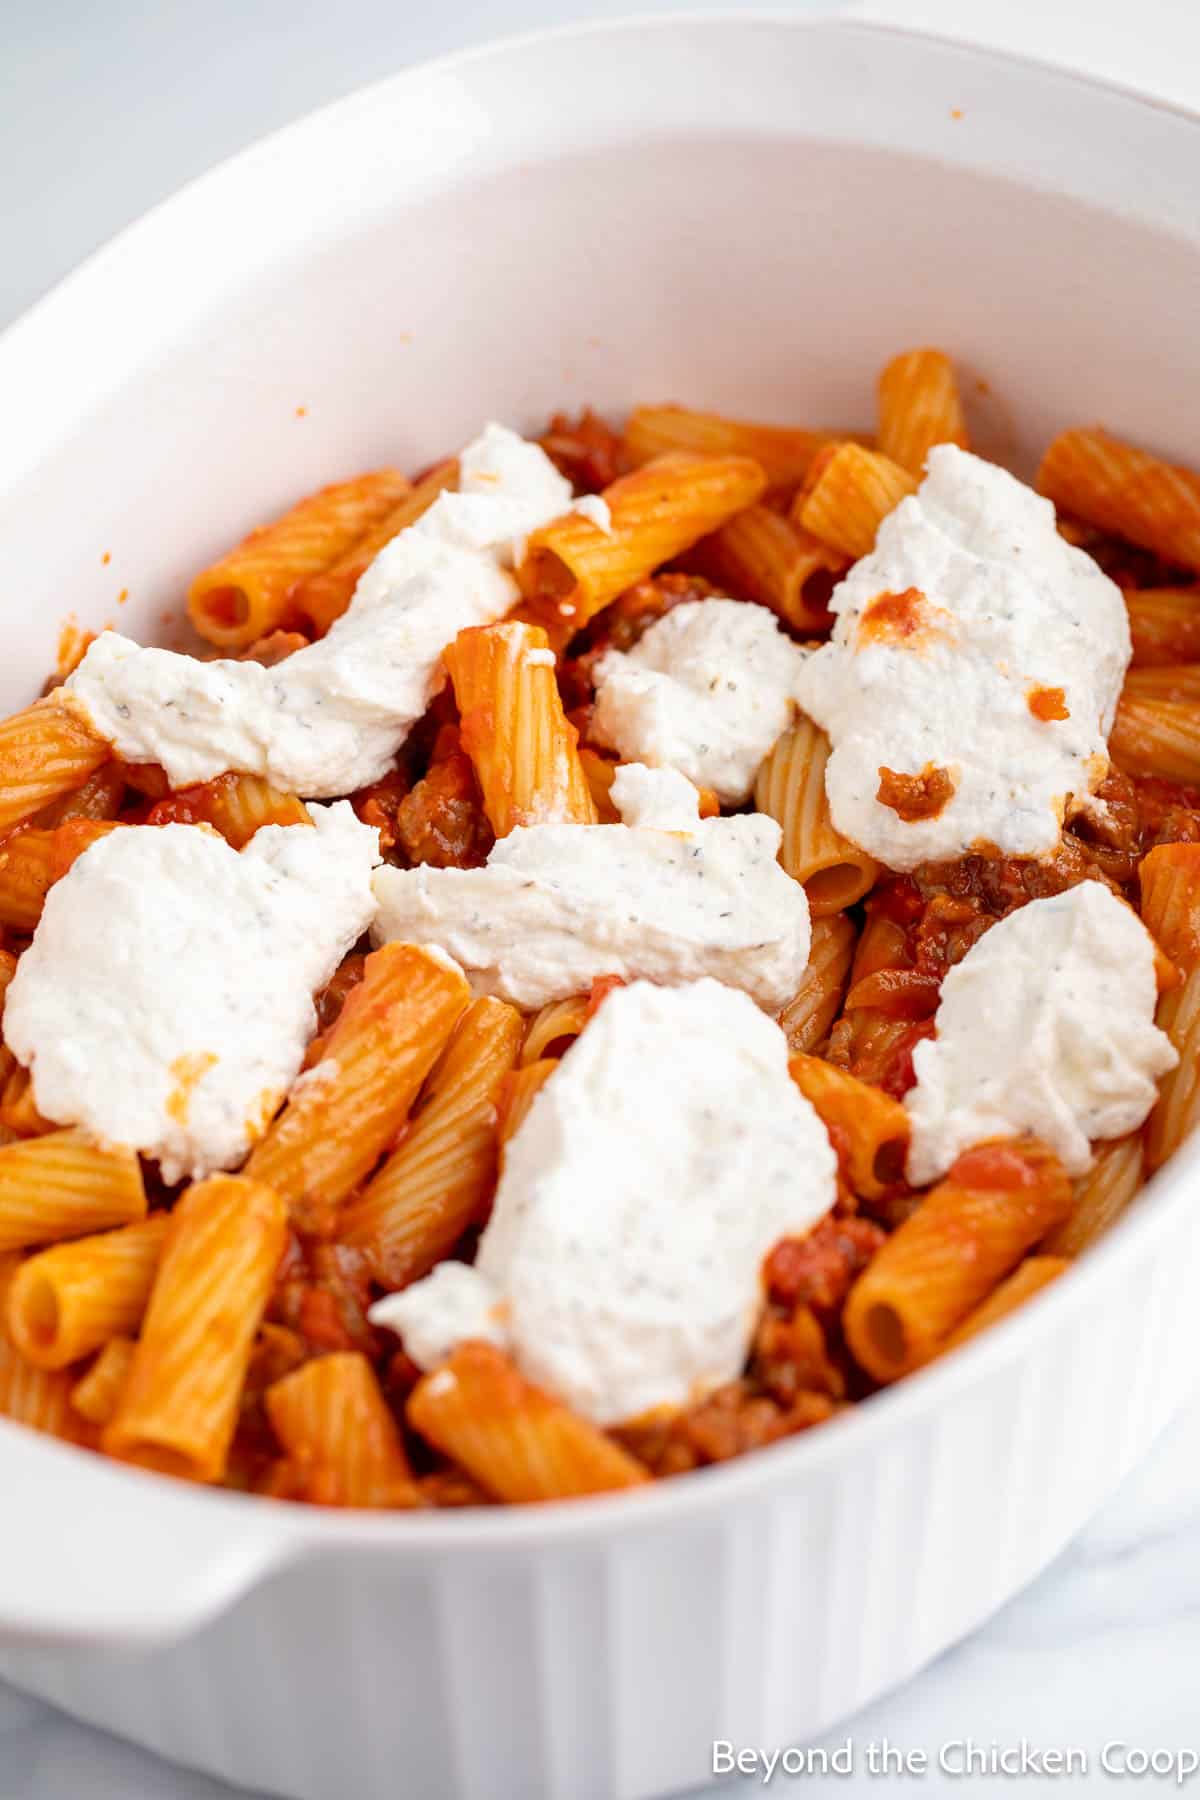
[591,597,809,805]
[370,978,837,1424]
[65,425,590,799]
[905,880,1177,1184]
[797,445,1131,870]
[3,804,381,1182]
[370,763,811,1012]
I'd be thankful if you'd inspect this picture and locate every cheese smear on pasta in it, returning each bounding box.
[797,445,1131,870]
[370,978,837,1425]
[591,596,809,804]
[905,880,1177,1183]
[64,425,592,799]
[370,763,811,1012]
[3,804,380,1182]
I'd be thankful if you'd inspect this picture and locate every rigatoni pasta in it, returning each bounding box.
[1139,843,1200,971]
[623,405,837,496]
[1146,967,1200,1172]
[843,1139,1072,1381]
[104,1175,286,1481]
[787,1053,909,1200]
[0,1338,79,1439]
[1122,665,1200,703]
[32,760,126,828]
[877,348,969,475]
[340,997,522,1289]
[794,444,917,560]
[446,621,597,833]
[1110,691,1200,781]
[146,772,309,846]
[754,718,878,915]
[497,1060,557,1154]
[776,914,857,1055]
[6,1213,169,1369]
[0,1065,54,1140]
[265,1351,420,1507]
[0,1253,79,1441]
[188,468,412,649]
[245,943,470,1218]
[0,1129,146,1252]
[70,1335,137,1429]
[291,460,457,635]
[1039,428,1200,570]
[518,452,766,627]
[1042,1137,1145,1257]
[520,995,591,1064]
[0,820,119,932]
[692,506,846,632]
[0,697,109,834]
[577,746,620,822]
[407,1342,650,1502]
[1126,589,1200,668]
[942,1256,1070,1352]
[0,831,56,933]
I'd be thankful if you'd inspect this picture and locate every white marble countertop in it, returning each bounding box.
[3,0,1200,1793]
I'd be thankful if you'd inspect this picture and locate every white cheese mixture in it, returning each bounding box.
[797,446,1130,870]
[3,804,380,1182]
[65,425,589,799]
[371,978,837,1424]
[591,597,809,805]
[369,764,811,1012]
[905,881,1177,1184]
[380,1260,511,1369]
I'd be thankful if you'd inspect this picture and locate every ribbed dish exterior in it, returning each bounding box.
[4,14,1200,1798]
[2,1211,1197,1800]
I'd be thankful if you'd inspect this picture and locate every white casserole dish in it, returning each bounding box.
[1,15,1200,1797]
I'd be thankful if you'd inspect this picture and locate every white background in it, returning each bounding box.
[4,1,1200,1795]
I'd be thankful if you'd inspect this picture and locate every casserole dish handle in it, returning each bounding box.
[0,1423,306,1647]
